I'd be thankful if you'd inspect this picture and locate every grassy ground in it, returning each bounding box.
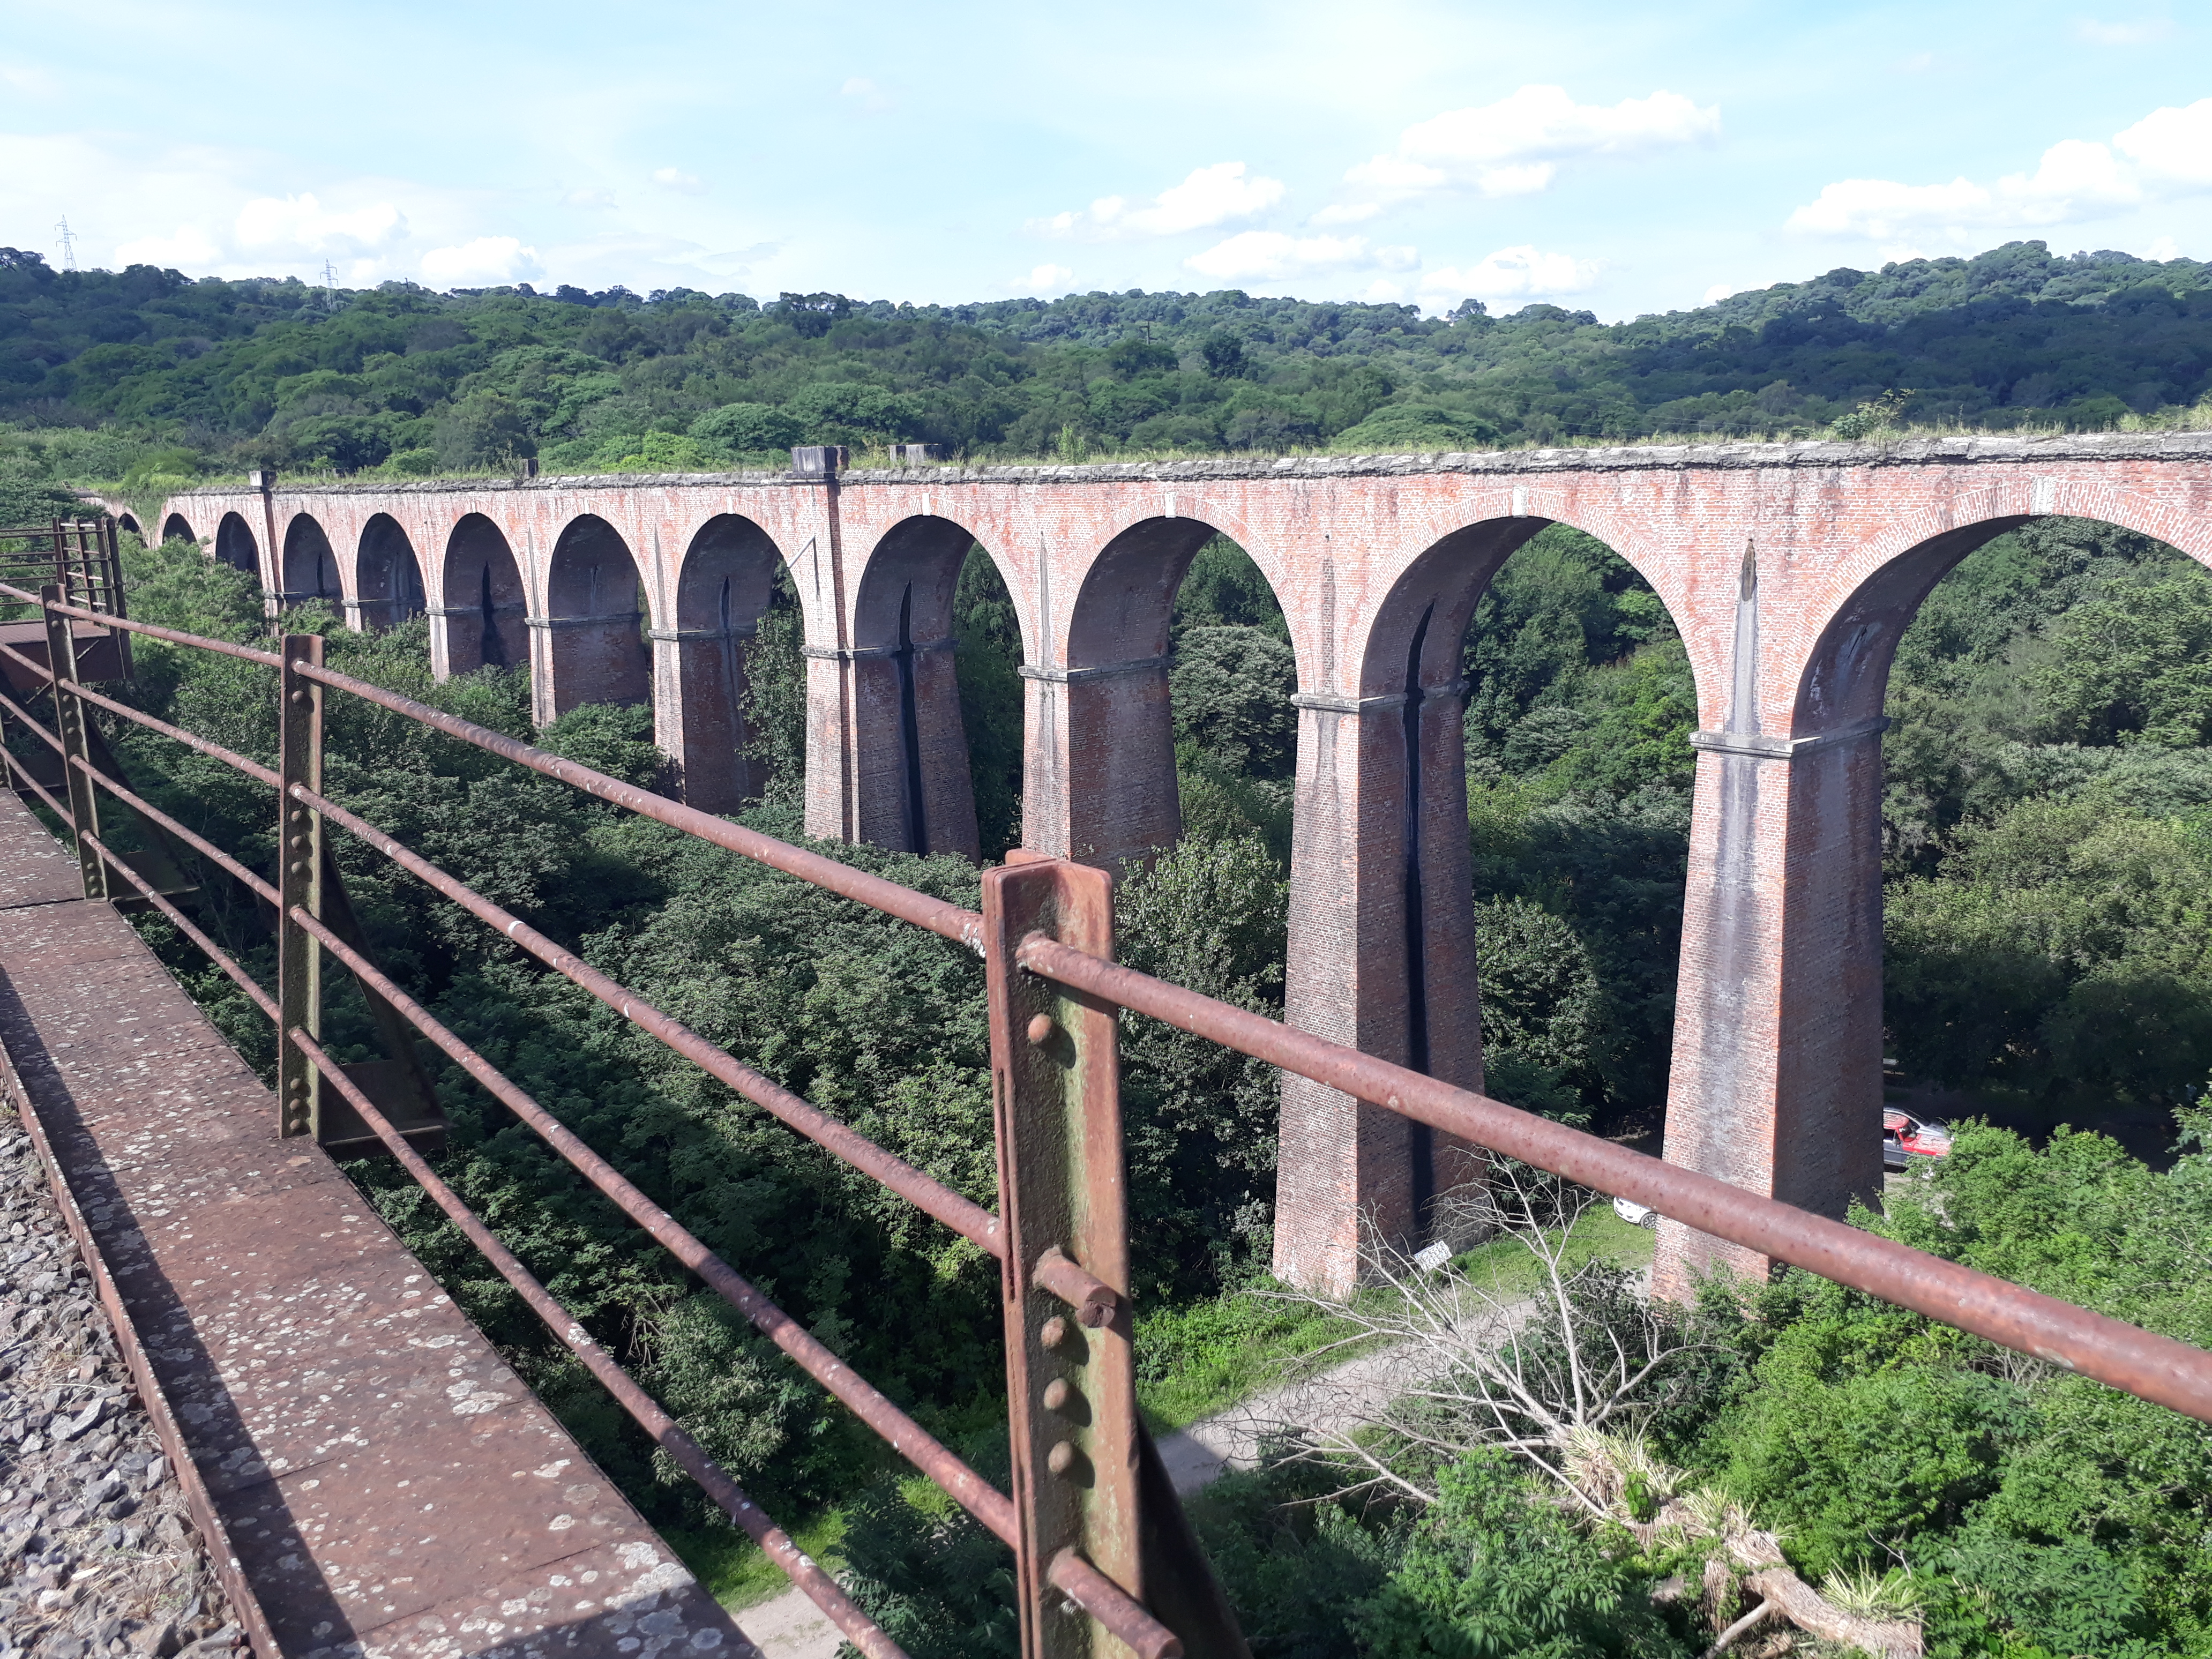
[1135,1199,1656,1434]
[661,1199,1657,1609]
[663,1508,851,1612]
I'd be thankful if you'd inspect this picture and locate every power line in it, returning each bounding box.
[55,216,77,273]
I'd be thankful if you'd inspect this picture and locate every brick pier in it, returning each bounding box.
[136,435,2212,1296]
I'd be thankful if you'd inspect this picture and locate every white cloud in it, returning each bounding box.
[2116,99,2212,185]
[1702,282,1739,304]
[567,188,619,210]
[235,192,404,252]
[1185,230,1415,282]
[1789,143,2136,236]
[2075,18,2175,43]
[1028,263,1076,292]
[110,189,405,276]
[841,76,895,113]
[114,223,225,270]
[1419,245,1601,301]
[1791,98,2212,244]
[1331,85,1720,212]
[1034,161,1286,240]
[652,167,705,195]
[421,236,541,286]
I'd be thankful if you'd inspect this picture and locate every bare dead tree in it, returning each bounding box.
[1240,1163,1924,1659]
[1249,1161,1688,1513]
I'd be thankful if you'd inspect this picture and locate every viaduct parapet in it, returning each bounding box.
[126,434,2212,1295]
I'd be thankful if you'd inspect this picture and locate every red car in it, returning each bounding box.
[1612,1111,1956,1229]
[1884,1109,1953,1170]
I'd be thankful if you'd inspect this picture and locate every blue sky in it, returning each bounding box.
[3,0,2207,319]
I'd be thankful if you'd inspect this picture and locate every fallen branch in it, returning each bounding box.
[1698,1596,1775,1659]
[1745,1568,1920,1659]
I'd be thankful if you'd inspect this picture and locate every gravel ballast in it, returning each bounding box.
[0,1107,241,1659]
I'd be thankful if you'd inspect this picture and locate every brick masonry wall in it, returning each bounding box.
[151,435,2212,1294]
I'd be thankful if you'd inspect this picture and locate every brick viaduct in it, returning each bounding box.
[119,434,2212,1297]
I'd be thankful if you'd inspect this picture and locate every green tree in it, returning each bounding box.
[1353,1452,1686,1659]
[435,392,535,467]
[2034,577,2212,748]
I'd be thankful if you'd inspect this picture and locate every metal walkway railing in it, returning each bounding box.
[4,576,2211,1659]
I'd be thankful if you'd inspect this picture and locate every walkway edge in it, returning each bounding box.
[0,1036,280,1656]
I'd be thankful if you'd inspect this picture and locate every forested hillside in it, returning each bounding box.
[5,231,2212,1656]
[1,238,2210,500]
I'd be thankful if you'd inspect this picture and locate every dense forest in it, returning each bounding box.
[3,234,2211,1656]
[0,237,2209,504]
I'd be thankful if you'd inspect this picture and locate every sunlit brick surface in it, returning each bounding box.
[145,435,2212,1296]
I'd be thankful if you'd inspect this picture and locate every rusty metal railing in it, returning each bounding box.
[6,577,2212,1659]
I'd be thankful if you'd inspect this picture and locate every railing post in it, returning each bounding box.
[276,632,324,1138]
[42,584,106,901]
[983,856,1141,1659]
[101,518,133,679]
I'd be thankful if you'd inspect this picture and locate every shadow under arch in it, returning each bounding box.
[160,513,196,547]
[439,513,527,677]
[1048,515,1295,869]
[1793,517,2031,731]
[842,514,1006,860]
[667,513,786,812]
[115,512,142,539]
[212,512,258,577]
[543,513,651,721]
[354,514,426,632]
[281,513,339,607]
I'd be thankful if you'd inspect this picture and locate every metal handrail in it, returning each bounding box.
[292,905,1021,1543]
[10,584,2212,1659]
[1,601,1162,1655]
[290,779,1005,1256]
[291,1026,894,1659]
[1017,937,2212,1421]
[257,641,2212,1423]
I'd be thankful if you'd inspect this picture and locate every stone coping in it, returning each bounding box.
[145,429,2212,502]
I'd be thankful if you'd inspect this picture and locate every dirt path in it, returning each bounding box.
[738,1284,1559,1656]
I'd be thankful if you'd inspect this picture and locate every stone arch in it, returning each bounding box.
[213,512,258,577]
[663,514,785,812]
[354,514,427,632]
[439,513,527,677]
[281,513,339,607]
[1792,520,2028,733]
[1744,509,2212,1277]
[1794,491,2212,736]
[1044,515,1295,869]
[115,513,142,539]
[841,515,992,859]
[160,513,196,546]
[542,513,652,721]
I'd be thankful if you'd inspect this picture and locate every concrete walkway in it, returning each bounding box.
[0,787,742,1659]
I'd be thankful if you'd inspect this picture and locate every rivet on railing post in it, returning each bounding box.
[41,584,105,901]
[982,855,1142,1658]
[276,632,324,1138]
